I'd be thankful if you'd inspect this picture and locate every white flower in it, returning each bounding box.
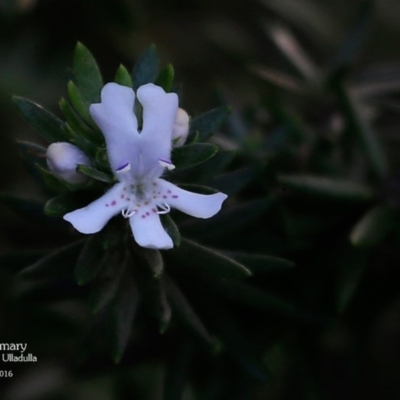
[63,83,227,249]
[46,142,91,184]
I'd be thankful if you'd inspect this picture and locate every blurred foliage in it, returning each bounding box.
[1,0,400,399]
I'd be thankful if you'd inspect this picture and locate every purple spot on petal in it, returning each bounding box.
[146,212,150,216]
[111,200,117,206]
[167,190,171,193]
[152,208,157,213]
[141,215,146,219]
[106,204,109,207]
[172,195,178,198]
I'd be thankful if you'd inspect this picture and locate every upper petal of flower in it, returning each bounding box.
[89,83,139,173]
[157,179,227,218]
[137,84,179,179]
[63,182,126,234]
[129,205,173,249]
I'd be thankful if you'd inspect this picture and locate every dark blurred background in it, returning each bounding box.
[2,0,400,399]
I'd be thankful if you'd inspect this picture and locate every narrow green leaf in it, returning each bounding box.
[350,206,395,248]
[13,96,67,143]
[331,1,373,71]
[17,141,47,169]
[134,269,171,333]
[336,245,369,313]
[172,143,218,169]
[188,107,231,142]
[109,268,139,363]
[34,164,67,192]
[181,197,273,240]
[176,184,218,195]
[73,42,103,104]
[211,167,256,196]
[223,252,295,274]
[333,80,387,179]
[169,239,251,279]
[207,304,271,382]
[67,80,95,127]
[75,235,107,285]
[160,214,181,246]
[19,240,84,279]
[132,45,159,90]
[164,275,214,346]
[163,339,194,400]
[76,164,113,183]
[267,23,322,86]
[134,246,164,279]
[59,97,102,144]
[278,175,375,202]
[209,279,302,319]
[115,64,133,88]
[155,63,174,92]
[89,252,126,314]
[44,191,99,218]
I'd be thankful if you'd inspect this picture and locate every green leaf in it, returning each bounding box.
[115,64,133,88]
[168,239,251,279]
[67,80,95,127]
[172,143,218,169]
[182,197,273,240]
[208,279,303,319]
[59,97,102,144]
[44,192,97,217]
[76,164,114,183]
[176,184,218,195]
[155,63,174,92]
[267,23,322,86]
[89,252,127,314]
[75,235,108,285]
[34,164,67,193]
[188,107,231,142]
[160,214,181,246]
[17,141,47,169]
[332,79,387,179]
[134,269,171,333]
[13,97,68,143]
[331,1,373,72]
[350,206,395,248]
[277,175,375,202]
[108,268,139,363]
[132,45,159,90]
[211,167,256,196]
[336,245,369,313]
[133,246,164,279]
[73,42,103,104]
[207,304,271,382]
[163,339,194,400]
[224,252,295,274]
[164,275,214,346]
[19,240,85,279]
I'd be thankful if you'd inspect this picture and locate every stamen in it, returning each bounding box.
[157,203,171,215]
[122,208,137,218]
[158,159,175,171]
[116,162,131,173]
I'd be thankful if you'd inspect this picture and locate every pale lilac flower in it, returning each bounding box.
[63,83,227,249]
[172,108,190,147]
[46,142,91,184]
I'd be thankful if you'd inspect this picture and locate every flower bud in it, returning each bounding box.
[172,108,189,147]
[46,142,90,184]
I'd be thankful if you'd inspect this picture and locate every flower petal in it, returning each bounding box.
[129,205,173,249]
[136,84,179,178]
[89,83,138,172]
[63,183,125,234]
[157,179,228,218]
